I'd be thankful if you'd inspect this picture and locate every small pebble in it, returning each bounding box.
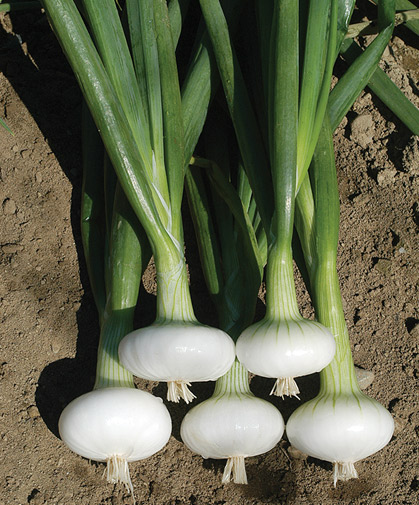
[354,366,375,390]
[27,405,39,419]
[375,258,392,276]
[3,198,16,215]
[1,244,23,254]
[35,172,43,183]
[350,114,374,149]
[377,168,397,187]
[51,340,61,354]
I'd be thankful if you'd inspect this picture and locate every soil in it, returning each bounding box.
[0,6,418,505]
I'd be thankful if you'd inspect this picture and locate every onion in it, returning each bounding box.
[59,387,172,493]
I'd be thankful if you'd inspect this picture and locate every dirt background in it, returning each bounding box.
[0,5,418,505]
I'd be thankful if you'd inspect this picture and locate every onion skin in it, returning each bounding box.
[181,394,284,460]
[58,387,172,462]
[119,323,236,383]
[236,318,336,380]
[286,391,394,470]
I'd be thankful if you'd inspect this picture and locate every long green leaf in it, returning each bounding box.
[41,0,175,257]
[168,0,191,46]
[199,0,274,236]
[127,1,168,206]
[336,0,356,51]
[181,1,242,165]
[185,167,224,312]
[81,0,153,172]
[297,0,331,186]
[154,0,185,238]
[81,103,106,321]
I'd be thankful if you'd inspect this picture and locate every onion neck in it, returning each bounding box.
[214,359,251,397]
[312,258,360,395]
[94,307,135,390]
[153,248,197,324]
[265,245,301,321]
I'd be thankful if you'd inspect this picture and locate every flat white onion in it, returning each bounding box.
[119,323,235,403]
[286,391,394,485]
[180,360,285,483]
[236,317,336,398]
[59,387,172,493]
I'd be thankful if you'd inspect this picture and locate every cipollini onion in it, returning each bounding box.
[286,387,394,486]
[119,257,236,403]
[180,360,285,484]
[236,248,336,398]
[59,387,172,494]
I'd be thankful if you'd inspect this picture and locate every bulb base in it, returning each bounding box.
[333,461,358,487]
[270,377,300,399]
[106,455,134,497]
[222,456,248,484]
[167,380,196,404]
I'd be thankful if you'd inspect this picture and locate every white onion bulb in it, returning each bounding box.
[180,361,285,484]
[286,391,394,485]
[236,317,336,397]
[119,323,236,403]
[59,387,172,493]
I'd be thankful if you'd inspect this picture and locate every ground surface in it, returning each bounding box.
[0,6,418,505]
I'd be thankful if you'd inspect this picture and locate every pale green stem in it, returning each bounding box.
[265,246,301,321]
[313,260,360,395]
[154,252,197,324]
[94,308,135,389]
[214,359,251,397]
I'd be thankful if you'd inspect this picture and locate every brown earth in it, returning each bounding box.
[0,7,418,505]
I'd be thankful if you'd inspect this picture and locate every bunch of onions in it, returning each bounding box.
[42,0,235,405]
[198,0,397,485]
[39,0,407,494]
[41,0,235,495]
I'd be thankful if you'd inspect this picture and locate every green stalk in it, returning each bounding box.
[81,103,106,322]
[153,248,197,324]
[309,118,359,394]
[297,0,334,189]
[265,0,299,321]
[94,183,151,389]
[213,359,251,397]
